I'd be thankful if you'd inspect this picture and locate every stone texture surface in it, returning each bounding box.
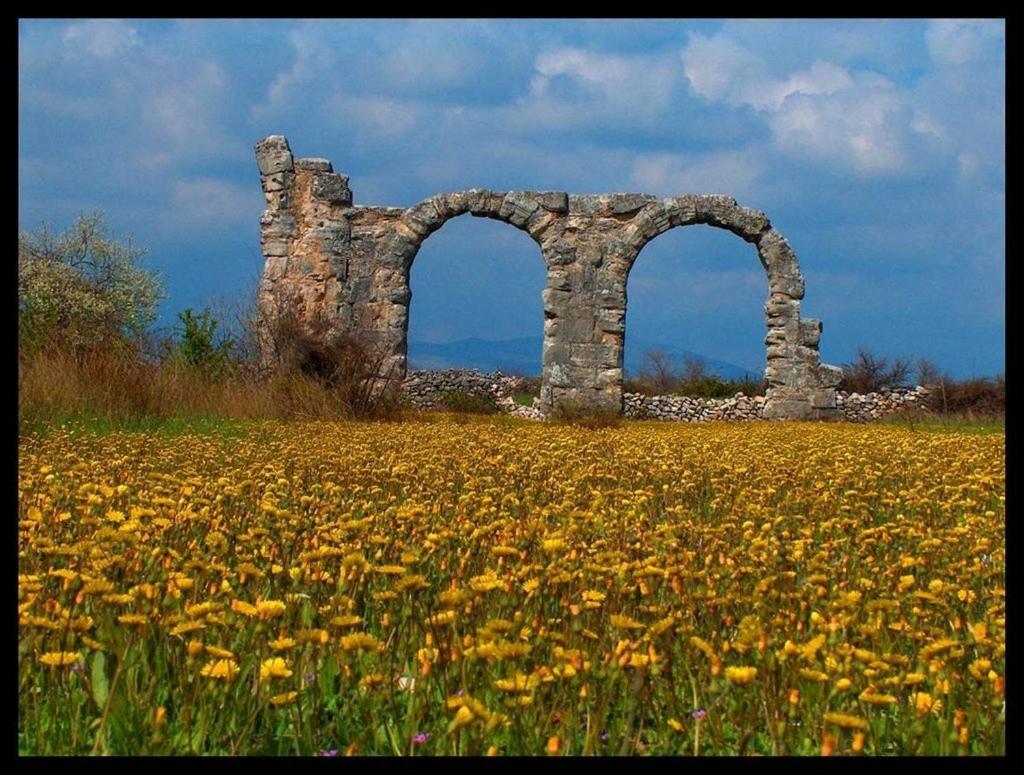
[255,136,844,419]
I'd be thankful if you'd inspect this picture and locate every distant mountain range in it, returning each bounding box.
[408,336,761,380]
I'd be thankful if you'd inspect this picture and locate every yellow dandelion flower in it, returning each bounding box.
[340,633,384,652]
[427,610,457,626]
[911,692,942,717]
[200,659,239,681]
[859,689,897,705]
[968,659,992,680]
[260,657,293,681]
[296,629,329,645]
[169,618,205,638]
[610,614,645,630]
[270,691,298,707]
[230,599,258,617]
[448,705,475,731]
[724,666,757,685]
[256,600,287,618]
[38,651,80,667]
[824,712,869,731]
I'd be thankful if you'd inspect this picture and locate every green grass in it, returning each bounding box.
[877,414,1005,435]
[512,393,537,407]
[19,412,264,440]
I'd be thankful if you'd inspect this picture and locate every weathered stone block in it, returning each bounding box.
[261,171,293,192]
[261,239,290,257]
[260,211,297,238]
[534,191,569,213]
[264,256,289,280]
[610,194,651,215]
[799,318,822,347]
[255,135,294,176]
[769,272,805,299]
[265,190,290,210]
[295,157,333,172]
[311,173,353,206]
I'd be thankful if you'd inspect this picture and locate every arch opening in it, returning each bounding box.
[623,224,767,395]
[405,213,547,380]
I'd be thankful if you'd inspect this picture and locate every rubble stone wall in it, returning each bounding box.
[256,135,844,420]
[399,370,931,423]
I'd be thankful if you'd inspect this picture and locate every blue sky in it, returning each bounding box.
[19,19,1005,377]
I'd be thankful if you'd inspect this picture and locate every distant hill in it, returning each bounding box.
[408,336,760,380]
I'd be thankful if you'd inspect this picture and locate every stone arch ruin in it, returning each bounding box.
[255,135,843,419]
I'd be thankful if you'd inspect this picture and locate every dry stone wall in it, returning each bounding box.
[399,369,932,423]
[255,135,844,420]
[623,386,931,422]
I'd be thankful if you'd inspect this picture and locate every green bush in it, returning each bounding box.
[170,307,236,376]
[439,390,500,415]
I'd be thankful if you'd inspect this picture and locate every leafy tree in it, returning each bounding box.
[172,307,235,375]
[18,211,163,350]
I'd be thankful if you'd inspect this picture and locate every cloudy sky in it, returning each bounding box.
[19,19,1005,377]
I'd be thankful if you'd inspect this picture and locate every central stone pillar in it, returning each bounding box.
[538,229,628,413]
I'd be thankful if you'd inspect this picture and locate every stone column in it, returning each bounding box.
[538,226,627,412]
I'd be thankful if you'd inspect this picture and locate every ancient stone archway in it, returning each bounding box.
[255,135,842,419]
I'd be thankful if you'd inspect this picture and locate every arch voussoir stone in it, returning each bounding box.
[255,136,843,420]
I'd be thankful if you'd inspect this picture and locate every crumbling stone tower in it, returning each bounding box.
[255,135,842,419]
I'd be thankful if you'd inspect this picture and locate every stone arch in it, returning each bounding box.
[387,191,559,374]
[254,135,842,419]
[614,195,839,417]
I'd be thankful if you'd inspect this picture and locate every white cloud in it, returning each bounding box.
[142,61,238,167]
[513,47,678,130]
[253,28,335,120]
[62,19,140,59]
[171,178,261,230]
[768,74,912,175]
[926,19,1004,65]
[681,32,950,176]
[630,149,765,201]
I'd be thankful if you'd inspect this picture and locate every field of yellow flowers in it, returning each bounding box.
[18,419,1004,756]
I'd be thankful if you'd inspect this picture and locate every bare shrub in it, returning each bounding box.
[256,290,404,420]
[839,347,911,393]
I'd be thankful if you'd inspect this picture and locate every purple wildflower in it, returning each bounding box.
[412,733,431,745]
[599,731,609,742]
[305,672,317,685]
[691,708,707,720]
[320,749,339,757]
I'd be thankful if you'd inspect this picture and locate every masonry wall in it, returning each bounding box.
[255,135,844,420]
